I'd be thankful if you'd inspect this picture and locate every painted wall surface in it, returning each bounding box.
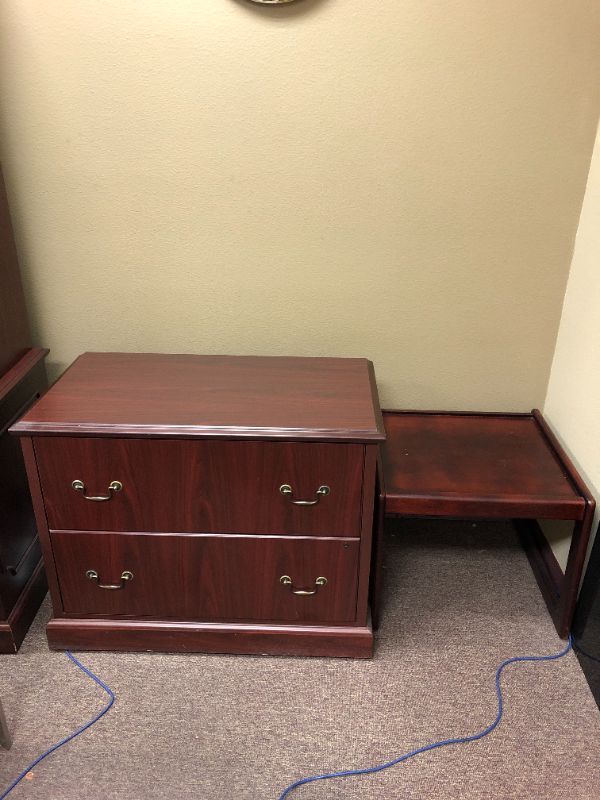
[543,124,600,570]
[0,1,599,406]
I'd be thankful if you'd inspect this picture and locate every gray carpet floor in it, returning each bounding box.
[1,520,599,799]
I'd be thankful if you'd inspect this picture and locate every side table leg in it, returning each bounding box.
[557,502,595,639]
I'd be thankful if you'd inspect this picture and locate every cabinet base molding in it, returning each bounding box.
[47,617,374,659]
[0,557,47,654]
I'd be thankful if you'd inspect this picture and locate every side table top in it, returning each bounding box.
[11,352,385,442]
[382,410,586,520]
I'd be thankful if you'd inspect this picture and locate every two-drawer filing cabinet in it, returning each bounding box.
[11,352,385,658]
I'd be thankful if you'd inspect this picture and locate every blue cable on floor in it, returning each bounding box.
[0,652,114,800]
[277,634,573,799]
[0,637,574,799]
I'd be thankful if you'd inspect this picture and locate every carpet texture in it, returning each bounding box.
[1,520,599,799]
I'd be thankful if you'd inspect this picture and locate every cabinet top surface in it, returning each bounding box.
[12,352,385,441]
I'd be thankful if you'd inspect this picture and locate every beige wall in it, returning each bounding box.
[1,1,599,406]
[543,123,600,570]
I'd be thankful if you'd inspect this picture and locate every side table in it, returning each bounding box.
[380,409,595,638]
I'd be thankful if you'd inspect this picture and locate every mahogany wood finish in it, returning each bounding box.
[51,531,360,623]
[46,618,374,659]
[369,453,386,631]
[531,409,596,637]
[13,352,385,442]
[34,438,364,537]
[20,436,64,617]
[381,409,595,638]
[382,411,583,519]
[356,444,377,624]
[13,353,384,657]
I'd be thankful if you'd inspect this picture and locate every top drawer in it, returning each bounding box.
[33,437,364,537]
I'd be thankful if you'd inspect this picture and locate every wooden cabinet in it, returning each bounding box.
[0,165,48,653]
[13,352,385,658]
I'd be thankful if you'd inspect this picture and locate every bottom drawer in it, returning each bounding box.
[50,531,360,624]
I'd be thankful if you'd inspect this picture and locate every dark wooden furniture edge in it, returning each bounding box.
[381,409,533,418]
[0,347,48,404]
[19,437,64,617]
[383,495,582,521]
[46,618,374,658]
[369,451,386,630]
[10,421,386,442]
[367,361,386,440]
[531,409,596,508]
[0,557,47,653]
[12,352,386,442]
[367,368,386,629]
[356,445,378,623]
[531,409,596,638]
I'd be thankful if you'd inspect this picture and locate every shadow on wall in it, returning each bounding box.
[230,0,331,20]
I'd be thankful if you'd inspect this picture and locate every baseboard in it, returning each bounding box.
[46,617,374,659]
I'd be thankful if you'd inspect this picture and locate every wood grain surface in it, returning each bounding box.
[46,616,374,658]
[51,531,360,625]
[34,437,364,536]
[382,411,584,519]
[12,352,386,442]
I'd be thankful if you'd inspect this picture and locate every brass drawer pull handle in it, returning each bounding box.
[280,575,327,596]
[279,484,330,506]
[86,569,133,590]
[72,480,123,501]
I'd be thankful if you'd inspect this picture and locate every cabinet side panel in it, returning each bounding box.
[356,444,377,624]
[21,437,63,615]
[369,452,386,630]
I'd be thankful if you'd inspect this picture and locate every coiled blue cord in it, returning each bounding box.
[277,634,573,799]
[0,651,114,800]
